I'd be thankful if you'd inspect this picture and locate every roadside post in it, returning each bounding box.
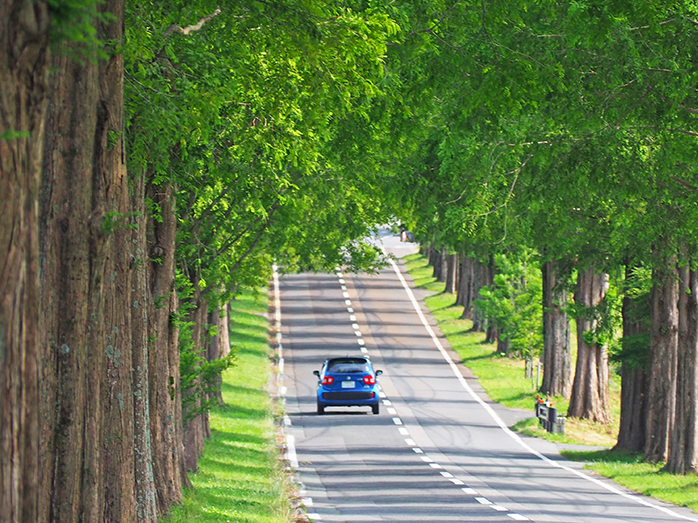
[535,395,565,435]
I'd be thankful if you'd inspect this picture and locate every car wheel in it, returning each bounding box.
[317,402,325,415]
[372,403,379,415]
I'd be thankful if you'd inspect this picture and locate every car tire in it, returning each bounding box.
[317,402,325,415]
[372,403,379,415]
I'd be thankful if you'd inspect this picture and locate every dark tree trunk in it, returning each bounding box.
[146,182,188,512]
[645,262,678,463]
[445,252,458,294]
[541,260,572,398]
[664,262,697,473]
[567,267,610,423]
[432,247,443,281]
[183,293,211,472]
[614,270,650,452]
[472,258,492,332]
[456,255,475,318]
[0,3,50,522]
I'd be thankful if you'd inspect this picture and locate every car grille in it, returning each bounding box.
[322,391,374,400]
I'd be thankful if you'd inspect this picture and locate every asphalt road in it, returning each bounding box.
[275,231,698,523]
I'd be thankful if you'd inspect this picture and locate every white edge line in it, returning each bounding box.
[388,258,698,523]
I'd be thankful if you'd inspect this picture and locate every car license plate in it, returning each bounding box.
[341,380,355,389]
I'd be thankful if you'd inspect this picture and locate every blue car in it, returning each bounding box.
[313,356,383,415]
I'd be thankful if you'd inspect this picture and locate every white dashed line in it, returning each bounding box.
[338,278,345,284]
[360,347,368,354]
[412,448,424,454]
[379,391,387,398]
[508,514,529,521]
[357,339,365,346]
[302,497,314,507]
[429,463,442,469]
[398,427,409,435]
[462,488,477,495]
[440,471,453,478]
[404,438,415,445]
[279,386,287,396]
[475,497,492,505]
[387,408,397,415]
[420,456,433,463]
[349,314,356,321]
[392,417,403,425]
[307,513,322,521]
[449,478,464,486]
[351,323,359,329]
[343,292,350,298]
[354,331,362,337]
[492,505,508,512]
[341,285,347,291]
[347,307,354,313]
[382,399,392,405]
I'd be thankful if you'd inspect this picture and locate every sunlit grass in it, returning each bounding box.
[162,289,291,523]
[562,450,698,512]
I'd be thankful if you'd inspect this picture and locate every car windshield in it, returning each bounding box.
[327,358,370,374]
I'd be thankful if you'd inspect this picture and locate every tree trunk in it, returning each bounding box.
[146,182,188,512]
[567,267,610,423]
[457,255,475,318]
[645,261,678,463]
[614,270,649,452]
[432,247,443,281]
[445,252,458,294]
[130,171,157,521]
[219,302,231,358]
[208,306,224,404]
[472,258,492,332]
[664,262,697,473]
[0,3,50,522]
[183,293,211,471]
[540,260,572,398]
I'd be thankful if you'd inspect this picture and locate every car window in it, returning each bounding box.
[327,359,370,373]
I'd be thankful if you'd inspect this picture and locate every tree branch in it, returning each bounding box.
[164,9,222,38]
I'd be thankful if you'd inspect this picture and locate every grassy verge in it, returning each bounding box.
[403,252,698,513]
[161,288,291,523]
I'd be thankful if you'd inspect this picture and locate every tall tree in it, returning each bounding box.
[0,2,50,522]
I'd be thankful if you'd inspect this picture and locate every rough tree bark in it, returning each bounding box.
[614,267,649,452]
[146,181,188,513]
[0,2,50,522]
[567,267,610,423]
[540,260,572,398]
[664,261,697,474]
[645,261,678,463]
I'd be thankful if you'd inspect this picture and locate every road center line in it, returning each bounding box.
[388,258,698,522]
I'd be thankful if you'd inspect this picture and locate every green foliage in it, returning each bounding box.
[474,250,543,359]
[174,271,237,426]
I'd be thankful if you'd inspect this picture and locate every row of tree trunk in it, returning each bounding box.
[1,1,230,520]
[425,244,698,473]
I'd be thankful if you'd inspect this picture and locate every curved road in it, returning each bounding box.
[275,231,698,523]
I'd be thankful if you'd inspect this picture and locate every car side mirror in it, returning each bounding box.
[313,370,320,377]
[375,370,383,376]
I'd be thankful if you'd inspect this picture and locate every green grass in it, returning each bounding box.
[404,252,698,514]
[162,288,291,523]
[562,450,698,512]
